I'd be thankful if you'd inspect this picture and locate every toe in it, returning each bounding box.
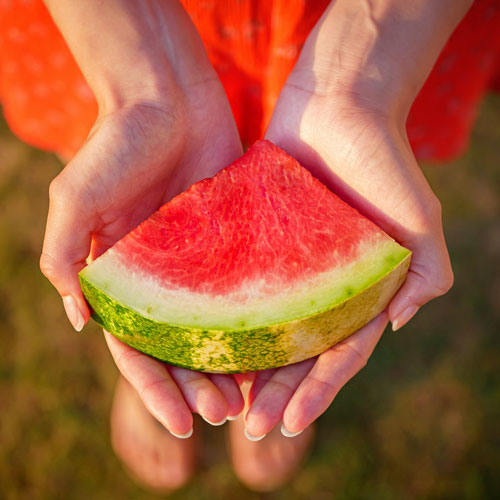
[111,376,196,493]
[228,416,315,492]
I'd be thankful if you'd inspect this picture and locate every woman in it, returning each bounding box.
[2,0,498,492]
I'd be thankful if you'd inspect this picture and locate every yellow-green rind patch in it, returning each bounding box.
[79,252,410,373]
[80,239,410,330]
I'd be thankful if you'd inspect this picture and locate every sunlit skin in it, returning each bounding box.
[244,0,470,436]
[40,0,246,436]
[39,0,472,491]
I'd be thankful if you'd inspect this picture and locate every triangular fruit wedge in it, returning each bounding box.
[79,140,411,373]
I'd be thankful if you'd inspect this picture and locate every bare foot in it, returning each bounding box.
[111,376,197,493]
[227,385,315,492]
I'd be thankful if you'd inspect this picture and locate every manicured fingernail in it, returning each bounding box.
[392,304,419,331]
[62,295,85,332]
[280,423,303,438]
[227,412,242,421]
[169,428,193,439]
[202,415,227,426]
[244,428,266,441]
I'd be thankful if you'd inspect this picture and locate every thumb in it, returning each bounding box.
[40,162,98,331]
[39,105,186,331]
[389,228,454,331]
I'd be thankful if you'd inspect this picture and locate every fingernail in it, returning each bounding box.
[201,415,227,426]
[227,412,242,421]
[244,428,266,441]
[280,423,303,438]
[62,295,85,332]
[392,304,419,331]
[169,428,193,439]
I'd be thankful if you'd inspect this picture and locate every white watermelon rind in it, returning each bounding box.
[80,237,408,330]
[79,247,411,373]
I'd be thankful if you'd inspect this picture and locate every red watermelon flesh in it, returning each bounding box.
[79,140,411,372]
[115,141,378,296]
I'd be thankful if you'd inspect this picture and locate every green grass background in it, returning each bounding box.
[0,95,499,500]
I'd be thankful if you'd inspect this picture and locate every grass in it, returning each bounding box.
[0,95,499,499]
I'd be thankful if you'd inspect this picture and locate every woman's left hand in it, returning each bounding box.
[242,0,473,438]
[244,83,451,437]
[40,0,245,435]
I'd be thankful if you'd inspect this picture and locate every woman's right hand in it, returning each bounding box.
[243,0,467,439]
[40,0,245,436]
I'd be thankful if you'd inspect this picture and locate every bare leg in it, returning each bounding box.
[227,382,315,492]
[110,376,196,493]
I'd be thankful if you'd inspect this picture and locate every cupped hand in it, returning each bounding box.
[244,62,453,438]
[40,0,245,436]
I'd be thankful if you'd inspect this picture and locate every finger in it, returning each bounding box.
[245,358,316,437]
[390,229,454,330]
[282,312,389,434]
[208,374,245,419]
[40,166,96,330]
[39,113,179,332]
[169,366,229,425]
[248,368,277,405]
[104,331,193,437]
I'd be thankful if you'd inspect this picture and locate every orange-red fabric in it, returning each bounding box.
[0,0,97,158]
[1,0,499,161]
[407,0,500,160]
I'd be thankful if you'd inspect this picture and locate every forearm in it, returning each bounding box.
[292,0,473,116]
[43,0,212,112]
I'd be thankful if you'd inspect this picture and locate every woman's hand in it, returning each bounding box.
[244,86,450,436]
[243,0,472,438]
[245,93,453,434]
[40,0,245,436]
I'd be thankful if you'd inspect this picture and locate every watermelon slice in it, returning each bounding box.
[79,140,410,373]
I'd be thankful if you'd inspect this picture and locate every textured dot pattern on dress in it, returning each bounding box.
[0,0,499,161]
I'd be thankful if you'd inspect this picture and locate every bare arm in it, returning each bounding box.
[43,0,213,111]
[245,0,473,438]
[41,0,244,436]
[290,0,473,116]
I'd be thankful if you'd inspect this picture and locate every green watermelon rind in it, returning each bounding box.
[80,238,409,331]
[79,250,411,373]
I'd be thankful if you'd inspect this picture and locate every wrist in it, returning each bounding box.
[43,0,213,115]
[289,0,473,120]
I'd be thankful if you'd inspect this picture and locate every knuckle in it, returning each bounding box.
[48,171,86,207]
[48,174,66,202]
[268,377,296,395]
[412,193,443,230]
[39,252,57,279]
[435,266,455,296]
[336,343,367,367]
[115,347,143,371]
[307,373,338,395]
[137,378,167,401]
[401,194,443,239]
[184,376,211,394]
[426,193,443,223]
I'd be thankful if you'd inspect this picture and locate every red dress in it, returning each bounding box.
[0,0,499,161]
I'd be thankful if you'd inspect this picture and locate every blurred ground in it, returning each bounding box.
[0,95,499,500]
